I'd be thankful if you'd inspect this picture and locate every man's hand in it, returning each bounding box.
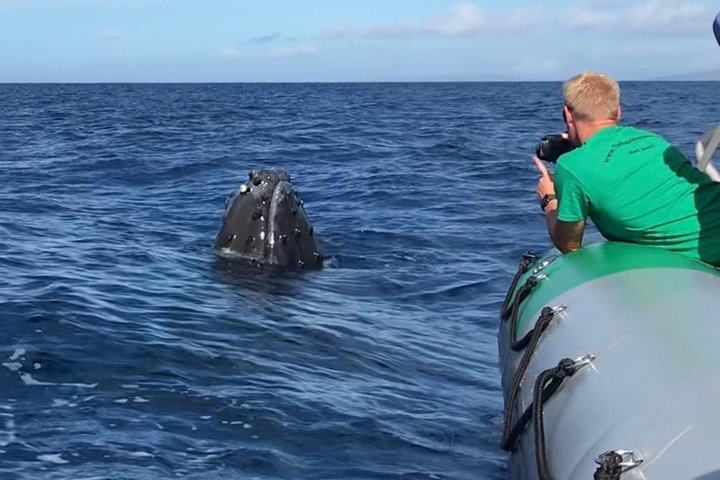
[531,155,584,252]
[532,156,555,202]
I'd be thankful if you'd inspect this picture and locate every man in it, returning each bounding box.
[533,71,720,266]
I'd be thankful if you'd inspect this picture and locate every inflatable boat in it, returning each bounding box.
[498,241,720,480]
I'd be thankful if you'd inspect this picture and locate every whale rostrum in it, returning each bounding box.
[215,169,324,269]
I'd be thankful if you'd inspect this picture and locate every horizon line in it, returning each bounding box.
[2,79,719,85]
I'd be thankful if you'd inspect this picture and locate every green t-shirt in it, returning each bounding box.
[555,125,720,265]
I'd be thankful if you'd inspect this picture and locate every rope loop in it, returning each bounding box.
[501,306,559,451]
[500,252,536,320]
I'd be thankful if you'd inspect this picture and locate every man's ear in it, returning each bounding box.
[563,105,574,125]
[616,105,622,122]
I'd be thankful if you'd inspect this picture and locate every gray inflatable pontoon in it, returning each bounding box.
[498,241,720,480]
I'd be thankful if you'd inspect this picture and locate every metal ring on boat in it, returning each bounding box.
[532,254,558,275]
[572,353,596,371]
[594,449,644,471]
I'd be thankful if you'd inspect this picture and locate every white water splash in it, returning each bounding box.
[2,362,22,372]
[112,449,154,459]
[9,349,25,361]
[37,453,69,464]
[19,373,97,388]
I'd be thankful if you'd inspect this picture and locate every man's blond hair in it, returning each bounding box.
[563,72,620,122]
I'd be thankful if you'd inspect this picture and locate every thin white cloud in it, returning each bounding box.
[425,3,534,36]
[221,44,317,60]
[223,33,318,60]
[324,2,538,39]
[324,22,420,40]
[267,45,317,58]
[561,0,714,35]
[247,33,285,45]
[323,0,713,40]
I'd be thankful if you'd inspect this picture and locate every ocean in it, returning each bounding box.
[0,81,717,479]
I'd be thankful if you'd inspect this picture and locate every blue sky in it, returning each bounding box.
[0,0,719,82]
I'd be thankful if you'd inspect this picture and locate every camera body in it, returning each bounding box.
[536,135,576,163]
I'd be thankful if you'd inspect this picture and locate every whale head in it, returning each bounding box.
[215,169,323,270]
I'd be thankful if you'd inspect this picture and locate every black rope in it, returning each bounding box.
[501,356,575,454]
[506,276,539,344]
[500,306,556,451]
[534,358,579,480]
[594,451,623,480]
[502,394,533,452]
[512,305,555,351]
[500,252,536,320]
[501,357,576,453]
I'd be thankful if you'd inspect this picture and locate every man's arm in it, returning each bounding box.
[541,199,585,252]
[533,156,586,253]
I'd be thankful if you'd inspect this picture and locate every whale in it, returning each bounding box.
[215,169,324,269]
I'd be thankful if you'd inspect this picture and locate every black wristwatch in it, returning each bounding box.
[540,193,557,212]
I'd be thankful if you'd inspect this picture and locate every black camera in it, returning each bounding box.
[535,134,575,163]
